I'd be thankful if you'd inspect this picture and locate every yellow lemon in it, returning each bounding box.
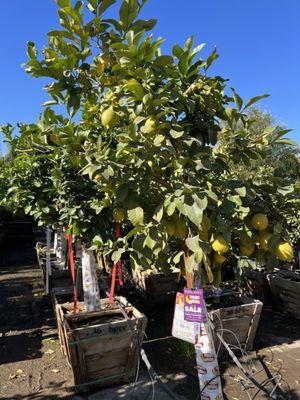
[213,252,226,264]
[240,245,255,256]
[113,207,126,222]
[101,107,118,129]
[251,213,269,231]
[212,235,229,254]
[276,242,294,261]
[145,116,156,127]
[259,231,272,251]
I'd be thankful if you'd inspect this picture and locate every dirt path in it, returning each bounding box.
[0,238,76,400]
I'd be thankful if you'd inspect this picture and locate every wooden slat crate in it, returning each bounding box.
[209,294,263,352]
[267,271,300,319]
[39,258,73,291]
[243,269,271,301]
[132,268,179,305]
[57,296,147,391]
[51,287,75,358]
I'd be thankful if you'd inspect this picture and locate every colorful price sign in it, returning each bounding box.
[184,288,206,323]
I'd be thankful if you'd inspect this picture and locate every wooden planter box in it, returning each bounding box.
[132,268,179,305]
[243,269,270,301]
[51,287,75,358]
[57,297,147,391]
[267,271,300,319]
[208,294,263,352]
[39,258,73,291]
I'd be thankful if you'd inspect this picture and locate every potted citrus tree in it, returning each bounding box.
[2,0,298,395]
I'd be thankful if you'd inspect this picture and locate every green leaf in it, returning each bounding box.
[244,94,269,110]
[130,19,157,32]
[128,206,144,226]
[205,47,219,70]
[276,138,298,146]
[56,0,70,7]
[186,235,200,253]
[172,44,183,59]
[27,42,37,59]
[170,129,184,139]
[112,248,124,263]
[42,100,59,107]
[153,204,163,223]
[125,226,144,240]
[154,135,165,146]
[98,0,117,14]
[173,251,183,264]
[235,187,246,197]
[230,88,243,111]
[87,0,97,11]
[177,201,203,227]
[143,234,156,250]
[178,51,189,75]
[192,194,208,211]
[124,78,144,98]
[119,0,138,30]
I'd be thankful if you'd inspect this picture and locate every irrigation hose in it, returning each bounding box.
[213,327,283,400]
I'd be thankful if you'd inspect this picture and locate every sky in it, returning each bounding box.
[0,0,300,154]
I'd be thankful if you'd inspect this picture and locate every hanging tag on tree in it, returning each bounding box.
[184,288,206,323]
[172,292,199,344]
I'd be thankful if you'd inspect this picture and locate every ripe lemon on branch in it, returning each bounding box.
[251,213,269,231]
[212,235,229,254]
[276,242,294,261]
[259,231,272,250]
[213,252,226,264]
[101,107,118,129]
[240,244,255,256]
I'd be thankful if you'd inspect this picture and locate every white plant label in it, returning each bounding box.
[172,292,223,399]
[82,249,101,312]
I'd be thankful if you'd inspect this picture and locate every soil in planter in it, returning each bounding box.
[65,308,135,329]
[205,293,245,311]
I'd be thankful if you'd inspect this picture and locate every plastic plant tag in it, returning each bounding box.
[172,292,223,398]
[82,249,101,312]
[195,321,223,399]
[184,288,206,323]
[172,293,199,344]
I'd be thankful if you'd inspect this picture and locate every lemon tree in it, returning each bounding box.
[1,0,298,289]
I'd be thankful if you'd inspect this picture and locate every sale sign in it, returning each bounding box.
[172,292,198,344]
[184,288,206,323]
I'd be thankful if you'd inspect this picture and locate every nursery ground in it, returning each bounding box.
[0,237,300,400]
